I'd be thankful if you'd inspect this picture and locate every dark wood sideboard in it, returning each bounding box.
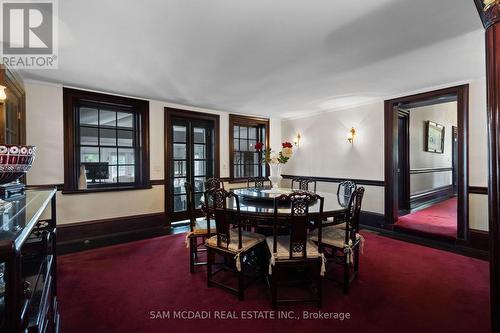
[0,188,59,333]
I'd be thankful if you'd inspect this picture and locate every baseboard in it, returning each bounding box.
[57,213,168,254]
[409,185,454,210]
[468,229,489,252]
[360,211,385,228]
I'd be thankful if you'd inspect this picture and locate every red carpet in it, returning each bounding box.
[395,198,457,240]
[58,231,489,333]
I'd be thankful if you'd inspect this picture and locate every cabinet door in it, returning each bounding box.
[0,67,26,145]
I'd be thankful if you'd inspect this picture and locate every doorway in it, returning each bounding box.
[384,85,469,242]
[165,108,220,223]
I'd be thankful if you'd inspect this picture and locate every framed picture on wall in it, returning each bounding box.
[424,120,445,153]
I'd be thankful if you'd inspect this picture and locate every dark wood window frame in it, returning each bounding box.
[229,114,270,181]
[63,88,150,193]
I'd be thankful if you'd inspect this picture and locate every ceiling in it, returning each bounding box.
[20,0,485,118]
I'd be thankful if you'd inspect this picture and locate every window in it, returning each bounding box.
[63,88,150,192]
[229,114,269,180]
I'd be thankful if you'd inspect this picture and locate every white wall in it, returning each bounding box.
[281,102,385,214]
[281,79,488,231]
[25,80,281,224]
[409,102,457,195]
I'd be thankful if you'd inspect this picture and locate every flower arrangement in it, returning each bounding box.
[255,141,293,164]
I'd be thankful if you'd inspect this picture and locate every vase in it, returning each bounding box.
[268,163,283,189]
[78,165,88,190]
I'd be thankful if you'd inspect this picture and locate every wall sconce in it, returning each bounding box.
[347,127,356,144]
[0,86,6,102]
[293,133,301,147]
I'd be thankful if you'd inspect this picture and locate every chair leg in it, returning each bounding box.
[271,267,277,309]
[343,260,350,294]
[207,248,213,287]
[317,263,323,308]
[354,246,360,274]
[189,237,195,274]
[238,256,245,301]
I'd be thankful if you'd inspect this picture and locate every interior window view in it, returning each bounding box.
[0,1,499,333]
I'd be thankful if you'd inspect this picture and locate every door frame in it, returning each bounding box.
[384,84,469,241]
[164,107,220,224]
[397,109,411,213]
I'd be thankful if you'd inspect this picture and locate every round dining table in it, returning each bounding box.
[218,187,349,219]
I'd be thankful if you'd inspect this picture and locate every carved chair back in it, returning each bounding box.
[344,187,365,245]
[247,177,268,188]
[184,182,198,233]
[291,177,317,192]
[272,192,324,259]
[205,188,242,250]
[205,178,224,192]
[337,181,358,206]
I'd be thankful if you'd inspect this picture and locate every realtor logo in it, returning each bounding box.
[0,0,58,68]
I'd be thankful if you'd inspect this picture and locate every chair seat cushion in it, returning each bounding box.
[206,229,265,253]
[309,226,361,248]
[265,236,321,260]
[191,219,215,235]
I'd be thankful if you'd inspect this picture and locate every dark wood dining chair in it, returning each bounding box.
[291,177,317,192]
[310,187,365,294]
[247,177,269,188]
[267,192,325,308]
[185,182,214,274]
[205,177,224,192]
[330,181,358,227]
[205,188,266,300]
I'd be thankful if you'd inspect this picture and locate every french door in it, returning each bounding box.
[169,116,215,221]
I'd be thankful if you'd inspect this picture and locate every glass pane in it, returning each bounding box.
[194,160,205,176]
[241,139,248,152]
[239,126,248,139]
[80,107,98,125]
[248,139,257,151]
[99,165,117,184]
[84,163,112,183]
[173,125,187,143]
[100,147,118,164]
[173,161,187,177]
[117,112,133,128]
[194,144,205,159]
[194,177,205,192]
[100,128,117,146]
[173,195,187,212]
[118,148,135,164]
[254,164,259,176]
[173,144,186,159]
[193,128,206,143]
[173,178,186,194]
[248,127,257,139]
[117,130,133,146]
[234,152,241,164]
[233,139,239,151]
[194,193,203,209]
[233,126,239,138]
[100,110,116,127]
[80,127,98,145]
[118,165,135,183]
[80,146,99,163]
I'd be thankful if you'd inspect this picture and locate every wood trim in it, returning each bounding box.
[409,167,453,174]
[481,3,500,330]
[150,179,165,186]
[228,114,270,180]
[62,88,151,192]
[164,108,220,222]
[281,174,384,187]
[384,84,469,242]
[468,229,489,252]
[409,185,454,209]
[57,212,167,254]
[469,186,488,195]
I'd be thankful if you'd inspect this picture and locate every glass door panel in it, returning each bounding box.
[170,118,214,219]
